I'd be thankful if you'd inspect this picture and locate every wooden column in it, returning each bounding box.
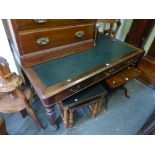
[42,97,57,131]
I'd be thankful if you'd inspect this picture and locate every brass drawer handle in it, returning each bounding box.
[75,31,84,38]
[70,85,80,93]
[36,37,50,46]
[34,19,48,24]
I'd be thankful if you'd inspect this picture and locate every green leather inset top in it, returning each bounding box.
[33,35,135,87]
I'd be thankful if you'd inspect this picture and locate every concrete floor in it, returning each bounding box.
[0,80,155,135]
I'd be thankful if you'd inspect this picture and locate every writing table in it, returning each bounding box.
[23,35,144,130]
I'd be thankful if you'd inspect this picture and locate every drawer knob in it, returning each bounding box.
[70,85,80,93]
[75,31,84,38]
[36,37,50,46]
[125,78,129,81]
[34,19,47,24]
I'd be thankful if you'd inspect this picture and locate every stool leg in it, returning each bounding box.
[0,118,8,135]
[89,103,95,113]
[26,106,43,130]
[15,88,43,130]
[69,109,74,128]
[19,109,27,118]
[63,108,68,128]
[92,101,99,117]
[97,101,102,113]
[121,86,130,98]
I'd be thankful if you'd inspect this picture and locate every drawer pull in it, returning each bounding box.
[70,85,80,93]
[36,37,49,46]
[75,31,84,38]
[34,19,48,24]
[125,78,129,81]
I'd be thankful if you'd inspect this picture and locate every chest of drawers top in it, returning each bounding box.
[10,19,96,67]
[13,19,96,31]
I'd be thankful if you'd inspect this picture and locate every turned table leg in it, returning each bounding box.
[42,98,57,131]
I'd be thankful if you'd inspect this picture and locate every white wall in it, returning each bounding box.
[116,19,133,41]
[0,19,18,73]
[143,24,155,54]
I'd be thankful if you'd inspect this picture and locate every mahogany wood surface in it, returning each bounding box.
[147,38,155,58]
[21,39,94,67]
[138,56,155,88]
[18,23,95,54]
[14,19,96,31]
[138,37,155,88]
[125,19,154,48]
[9,19,96,67]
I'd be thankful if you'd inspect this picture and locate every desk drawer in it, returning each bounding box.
[14,19,95,31]
[55,77,93,102]
[18,24,95,54]
[105,67,141,88]
[105,53,142,76]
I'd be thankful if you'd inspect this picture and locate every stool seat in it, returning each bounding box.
[58,83,108,128]
[0,87,33,113]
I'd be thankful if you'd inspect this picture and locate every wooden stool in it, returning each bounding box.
[0,56,42,130]
[103,67,141,104]
[58,83,108,128]
[0,118,7,135]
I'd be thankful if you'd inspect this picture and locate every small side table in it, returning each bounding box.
[103,67,141,105]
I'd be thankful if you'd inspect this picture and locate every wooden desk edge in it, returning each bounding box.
[23,67,47,99]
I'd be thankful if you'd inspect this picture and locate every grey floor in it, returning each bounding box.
[0,80,155,135]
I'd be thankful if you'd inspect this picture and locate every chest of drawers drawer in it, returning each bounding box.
[9,19,96,66]
[18,23,95,54]
[13,19,96,31]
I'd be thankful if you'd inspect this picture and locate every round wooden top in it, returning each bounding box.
[0,73,23,93]
[0,87,33,113]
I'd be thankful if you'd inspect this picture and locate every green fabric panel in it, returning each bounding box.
[33,35,134,87]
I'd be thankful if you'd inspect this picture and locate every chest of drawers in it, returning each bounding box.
[8,19,96,67]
